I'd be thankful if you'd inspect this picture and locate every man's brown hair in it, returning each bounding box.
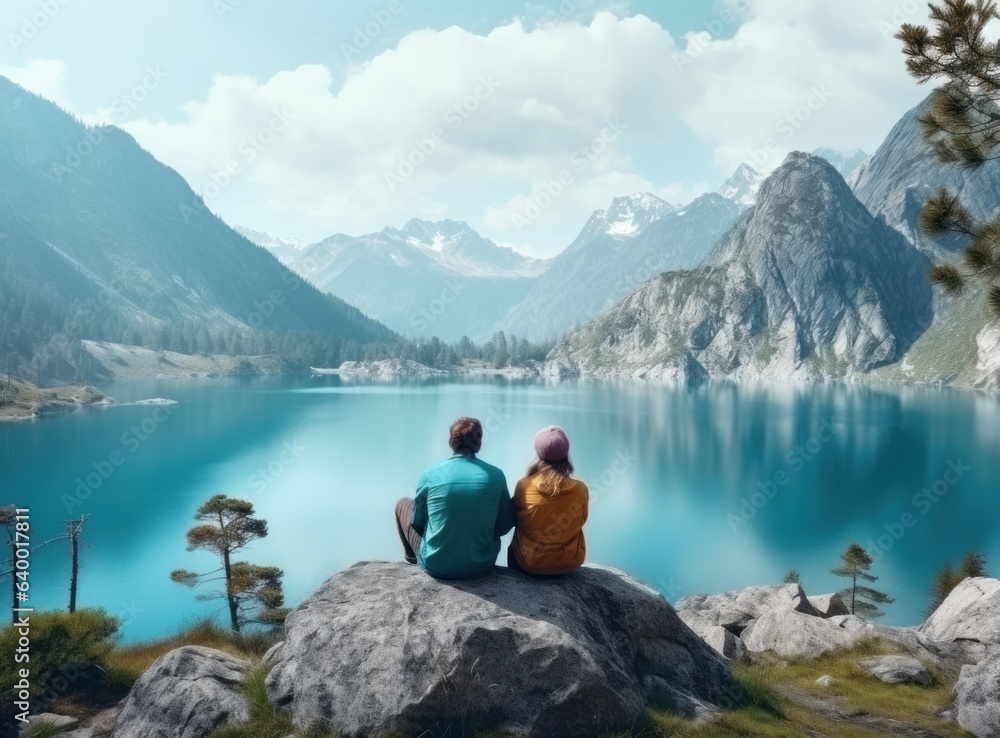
[449,416,483,454]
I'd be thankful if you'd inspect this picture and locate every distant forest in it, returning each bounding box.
[0,266,552,383]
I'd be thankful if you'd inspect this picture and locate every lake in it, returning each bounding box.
[5,375,1000,641]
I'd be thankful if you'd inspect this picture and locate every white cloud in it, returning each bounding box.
[2,2,930,256]
[0,58,71,109]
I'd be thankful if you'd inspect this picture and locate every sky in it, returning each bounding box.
[0,0,932,258]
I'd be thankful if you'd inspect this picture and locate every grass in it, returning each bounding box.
[635,641,973,738]
[103,619,281,690]
[21,723,63,738]
[762,638,969,736]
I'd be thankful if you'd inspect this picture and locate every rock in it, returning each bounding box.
[112,645,250,738]
[816,675,834,687]
[266,561,736,738]
[262,640,284,667]
[678,611,748,662]
[857,655,932,686]
[675,583,819,632]
[921,578,1000,650]
[828,614,873,634]
[810,593,850,618]
[63,731,95,738]
[742,609,860,658]
[957,653,1000,738]
[20,714,78,736]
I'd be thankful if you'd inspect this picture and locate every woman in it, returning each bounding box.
[508,425,589,576]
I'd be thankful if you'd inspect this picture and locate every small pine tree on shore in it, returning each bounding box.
[927,550,987,616]
[783,569,801,585]
[171,495,288,631]
[832,543,895,619]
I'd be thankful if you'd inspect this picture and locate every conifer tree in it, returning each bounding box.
[171,495,288,631]
[898,1,1000,313]
[831,543,895,618]
[927,549,987,615]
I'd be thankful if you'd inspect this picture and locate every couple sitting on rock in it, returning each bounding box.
[395,416,589,578]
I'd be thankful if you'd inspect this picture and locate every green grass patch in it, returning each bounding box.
[104,619,281,690]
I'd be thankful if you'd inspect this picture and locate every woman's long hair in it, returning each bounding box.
[526,456,574,496]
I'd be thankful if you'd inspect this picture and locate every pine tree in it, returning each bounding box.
[783,568,801,585]
[927,549,988,615]
[831,543,895,619]
[897,1,1000,313]
[171,495,288,631]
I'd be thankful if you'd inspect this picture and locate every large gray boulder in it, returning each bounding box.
[741,609,861,658]
[675,583,818,632]
[957,653,1000,737]
[266,561,736,738]
[857,655,932,686]
[112,646,250,738]
[921,578,1000,650]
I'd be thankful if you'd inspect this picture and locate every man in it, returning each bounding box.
[395,416,515,579]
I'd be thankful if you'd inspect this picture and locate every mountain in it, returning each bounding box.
[813,147,867,179]
[234,226,309,266]
[850,96,1000,250]
[248,219,545,341]
[0,76,394,381]
[546,153,933,381]
[718,164,764,209]
[492,192,741,341]
[847,93,1000,389]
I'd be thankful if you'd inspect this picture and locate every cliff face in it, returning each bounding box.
[546,153,933,382]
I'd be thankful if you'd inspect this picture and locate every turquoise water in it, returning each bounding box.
[5,375,1000,640]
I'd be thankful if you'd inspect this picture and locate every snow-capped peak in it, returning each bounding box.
[718,164,764,209]
[598,192,675,237]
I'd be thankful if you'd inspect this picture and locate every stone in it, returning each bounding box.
[674,583,819,632]
[266,561,736,738]
[857,655,932,686]
[816,675,834,687]
[921,578,1000,648]
[741,609,860,658]
[20,714,78,736]
[957,652,1000,738]
[112,645,250,738]
[809,593,850,618]
[678,611,748,662]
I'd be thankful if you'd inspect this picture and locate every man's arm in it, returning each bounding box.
[412,472,429,534]
[493,473,515,539]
